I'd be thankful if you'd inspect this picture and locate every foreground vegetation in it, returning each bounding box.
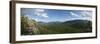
[21,16,92,35]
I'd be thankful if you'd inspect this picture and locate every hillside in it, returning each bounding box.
[21,16,92,35]
[37,20,92,34]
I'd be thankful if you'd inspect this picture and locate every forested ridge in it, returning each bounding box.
[21,16,92,35]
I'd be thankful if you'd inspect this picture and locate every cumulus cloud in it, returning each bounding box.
[34,9,48,18]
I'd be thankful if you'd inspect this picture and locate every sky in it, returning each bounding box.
[21,8,92,22]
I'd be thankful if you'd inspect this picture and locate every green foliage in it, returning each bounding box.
[21,16,29,35]
[36,20,92,34]
[21,16,92,35]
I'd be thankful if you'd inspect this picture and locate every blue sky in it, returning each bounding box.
[21,8,92,22]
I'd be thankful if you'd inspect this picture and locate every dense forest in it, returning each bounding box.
[21,16,92,35]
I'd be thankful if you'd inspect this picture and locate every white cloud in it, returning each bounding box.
[80,11,92,21]
[82,17,92,21]
[70,11,92,21]
[31,18,39,22]
[41,13,48,18]
[35,9,45,12]
[80,11,92,18]
[34,12,41,16]
[34,9,48,18]
[70,12,79,17]
[25,14,30,18]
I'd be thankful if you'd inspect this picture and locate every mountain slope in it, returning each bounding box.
[37,20,92,34]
